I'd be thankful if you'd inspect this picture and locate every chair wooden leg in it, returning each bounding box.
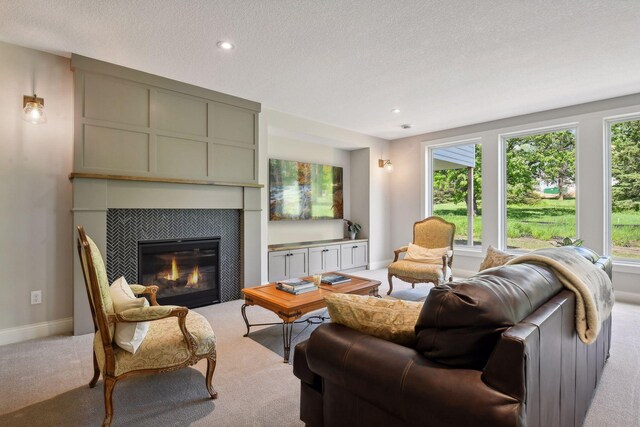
[103,376,116,427]
[387,273,394,295]
[89,351,100,388]
[206,356,218,399]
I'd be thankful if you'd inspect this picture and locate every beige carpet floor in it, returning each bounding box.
[0,269,638,426]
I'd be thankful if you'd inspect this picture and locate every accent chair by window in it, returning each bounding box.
[387,216,455,295]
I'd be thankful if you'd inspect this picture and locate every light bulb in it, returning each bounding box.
[23,99,46,124]
[217,41,234,50]
[385,162,394,173]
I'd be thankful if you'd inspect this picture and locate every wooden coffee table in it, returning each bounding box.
[241,273,381,362]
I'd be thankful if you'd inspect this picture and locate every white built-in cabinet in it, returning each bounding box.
[268,239,368,282]
[340,242,368,270]
[267,248,309,282]
[308,245,341,275]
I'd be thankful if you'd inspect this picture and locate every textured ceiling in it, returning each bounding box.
[1,1,640,139]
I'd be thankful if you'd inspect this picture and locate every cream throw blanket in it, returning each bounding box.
[506,247,614,344]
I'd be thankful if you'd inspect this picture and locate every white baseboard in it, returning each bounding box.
[0,317,73,346]
[614,290,640,305]
[369,258,393,270]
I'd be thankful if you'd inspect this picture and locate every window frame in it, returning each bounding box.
[604,112,640,263]
[499,123,580,253]
[426,137,483,249]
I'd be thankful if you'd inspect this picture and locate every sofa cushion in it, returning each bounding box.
[405,243,449,264]
[325,294,424,346]
[479,245,516,271]
[388,260,452,282]
[414,263,563,369]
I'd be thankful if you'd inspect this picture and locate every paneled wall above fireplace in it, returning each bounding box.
[71,54,260,185]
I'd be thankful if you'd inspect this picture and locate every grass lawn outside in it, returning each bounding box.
[434,199,640,259]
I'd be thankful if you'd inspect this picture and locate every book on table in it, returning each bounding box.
[321,274,351,285]
[276,283,317,295]
[276,278,316,294]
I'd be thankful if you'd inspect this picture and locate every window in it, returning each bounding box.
[431,142,482,247]
[609,118,640,260]
[504,128,577,251]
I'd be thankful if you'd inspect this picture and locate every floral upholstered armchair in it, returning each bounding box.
[76,226,217,427]
[387,216,455,295]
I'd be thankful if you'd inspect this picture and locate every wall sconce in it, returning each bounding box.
[23,94,46,124]
[378,159,394,173]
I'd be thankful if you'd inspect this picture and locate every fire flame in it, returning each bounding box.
[165,257,179,281]
[161,258,200,287]
[187,265,200,285]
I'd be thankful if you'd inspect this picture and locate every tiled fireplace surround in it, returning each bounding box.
[106,208,241,303]
[72,177,262,335]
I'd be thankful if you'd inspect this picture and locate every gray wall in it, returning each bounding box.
[350,148,371,245]
[0,42,73,331]
[390,93,640,301]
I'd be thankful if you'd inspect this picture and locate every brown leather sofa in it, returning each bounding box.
[294,248,612,427]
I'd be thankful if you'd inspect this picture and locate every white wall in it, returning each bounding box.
[0,42,74,339]
[259,110,391,282]
[390,93,640,297]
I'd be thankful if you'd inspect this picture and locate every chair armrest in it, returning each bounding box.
[304,324,520,426]
[108,306,198,355]
[443,250,454,269]
[393,246,408,262]
[111,305,184,322]
[129,284,159,306]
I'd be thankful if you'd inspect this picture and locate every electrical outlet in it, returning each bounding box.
[31,290,42,305]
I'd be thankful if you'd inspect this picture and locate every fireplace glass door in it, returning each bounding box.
[138,237,221,308]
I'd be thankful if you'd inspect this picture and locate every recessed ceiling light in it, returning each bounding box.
[217,41,234,50]
[391,108,400,113]
[400,124,412,129]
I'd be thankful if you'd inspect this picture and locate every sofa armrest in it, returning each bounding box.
[293,340,322,390]
[481,324,534,402]
[595,256,612,279]
[304,323,522,427]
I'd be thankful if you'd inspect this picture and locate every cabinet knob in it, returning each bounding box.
[352,246,357,249]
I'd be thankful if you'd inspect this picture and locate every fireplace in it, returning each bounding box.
[138,237,221,308]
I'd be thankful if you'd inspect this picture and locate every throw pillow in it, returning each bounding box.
[324,293,424,346]
[109,276,149,353]
[479,246,516,271]
[405,243,450,264]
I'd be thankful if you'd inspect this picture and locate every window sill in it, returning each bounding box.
[453,247,484,257]
[612,261,640,274]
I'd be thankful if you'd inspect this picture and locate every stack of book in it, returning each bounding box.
[276,278,317,295]
[321,274,351,285]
